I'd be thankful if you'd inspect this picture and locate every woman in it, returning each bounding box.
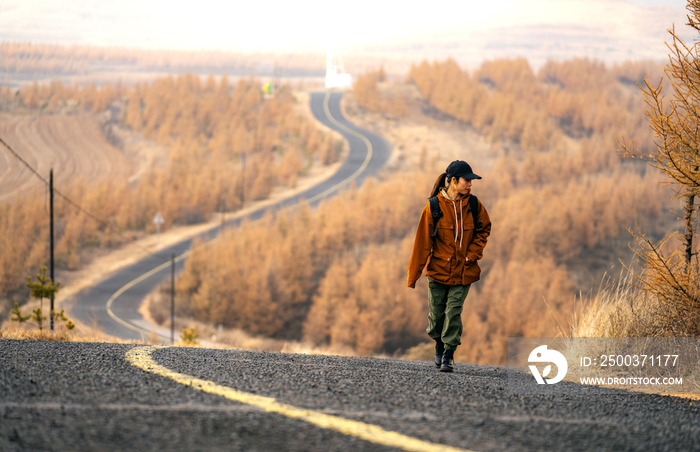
[407,160,491,372]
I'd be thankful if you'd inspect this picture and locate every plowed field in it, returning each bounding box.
[0,113,135,200]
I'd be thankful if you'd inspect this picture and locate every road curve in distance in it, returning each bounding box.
[68,91,391,341]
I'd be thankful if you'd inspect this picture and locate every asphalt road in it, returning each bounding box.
[1,340,698,452]
[68,91,391,342]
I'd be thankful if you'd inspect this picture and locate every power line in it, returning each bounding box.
[0,136,47,183]
[0,135,155,254]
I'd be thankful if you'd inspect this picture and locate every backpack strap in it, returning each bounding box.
[469,195,479,230]
[429,196,442,237]
[430,194,478,237]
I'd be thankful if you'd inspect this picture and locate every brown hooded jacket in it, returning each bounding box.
[407,191,491,288]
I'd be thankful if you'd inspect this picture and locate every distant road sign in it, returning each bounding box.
[154,212,164,245]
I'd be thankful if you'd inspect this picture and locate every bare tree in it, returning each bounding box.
[620,2,700,269]
[619,1,700,334]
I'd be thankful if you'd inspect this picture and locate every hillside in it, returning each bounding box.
[0,54,685,366]
[0,76,344,322]
[152,58,680,366]
[0,111,167,201]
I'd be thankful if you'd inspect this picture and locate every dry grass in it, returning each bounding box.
[572,264,700,339]
[401,342,434,362]
[0,324,138,343]
[571,271,646,338]
[566,270,700,394]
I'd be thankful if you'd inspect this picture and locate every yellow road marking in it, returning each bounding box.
[126,346,474,452]
[105,252,190,337]
[302,91,374,205]
[106,91,378,340]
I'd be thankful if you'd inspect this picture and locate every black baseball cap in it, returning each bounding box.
[446,160,481,180]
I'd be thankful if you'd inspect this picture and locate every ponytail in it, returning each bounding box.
[429,172,448,199]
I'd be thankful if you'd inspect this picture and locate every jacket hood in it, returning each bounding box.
[439,189,469,202]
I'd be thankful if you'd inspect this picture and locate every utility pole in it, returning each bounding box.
[171,252,175,345]
[49,169,55,332]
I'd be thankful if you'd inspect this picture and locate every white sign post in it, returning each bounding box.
[153,212,164,246]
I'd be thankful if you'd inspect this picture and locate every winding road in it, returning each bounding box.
[68,91,391,342]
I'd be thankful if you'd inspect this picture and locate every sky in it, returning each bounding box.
[0,0,695,65]
[630,0,685,5]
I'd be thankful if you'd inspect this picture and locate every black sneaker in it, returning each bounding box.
[434,340,444,368]
[440,349,454,372]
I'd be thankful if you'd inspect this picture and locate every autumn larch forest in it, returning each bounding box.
[160,58,672,364]
[0,42,680,364]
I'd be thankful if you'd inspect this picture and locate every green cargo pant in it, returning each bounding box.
[426,278,471,351]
